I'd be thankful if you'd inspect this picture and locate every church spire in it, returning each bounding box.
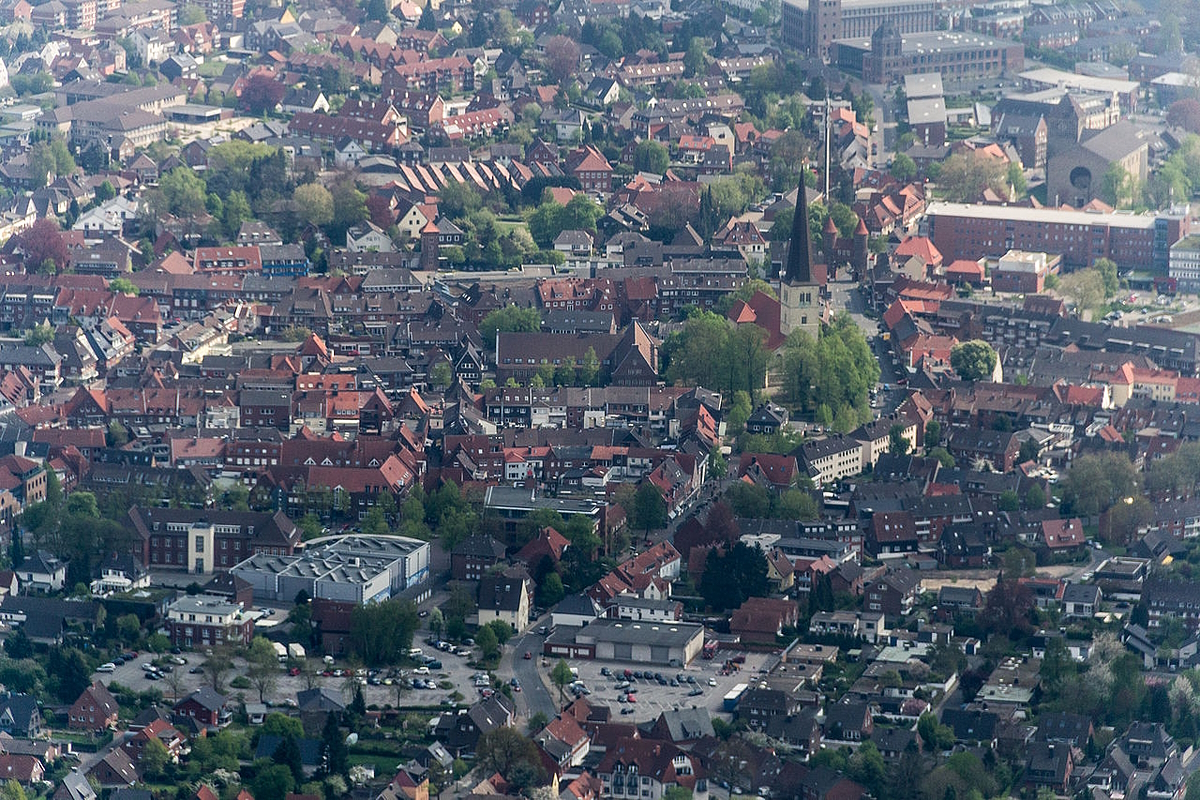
[785,172,814,284]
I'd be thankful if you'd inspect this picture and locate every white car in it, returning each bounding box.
[98,663,115,673]
[708,677,717,686]
[413,666,430,675]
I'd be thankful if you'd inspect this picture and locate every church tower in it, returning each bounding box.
[779,176,823,339]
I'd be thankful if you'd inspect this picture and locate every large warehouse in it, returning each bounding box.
[231,534,430,604]
[544,619,705,666]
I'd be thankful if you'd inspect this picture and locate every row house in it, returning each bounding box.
[194,246,263,276]
[384,56,474,94]
[287,112,407,152]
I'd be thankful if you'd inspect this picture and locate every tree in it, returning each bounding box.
[1060,268,1107,315]
[949,340,997,383]
[1062,452,1139,518]
[204,646,235,692]
[251,762,296,800]
[550,659,574,708]
[544,35,580,84]
[632,482,666,536]
[539,572,564,606]
[1024,484,1046,510]
[925,420,942,448]
[480,306,541,349]
[699,542,770,611]
[891,153,917,182]
[18,218,69,273]
[0,780,26,800]
[241,73,285,114]
[348,598,419,665]
[475,624,500,660]
[476,727,544,781]
[981,571,1034,638]
[1101,163,1138,209]
[917,711,955,751]
[1103,495,1154,545]
[1168,99,1200,133]
[633,140,669,174]
[293,183,334,228]
[247,636,280,703]
[889,424,911,456]
[23,322,52,347]
[935,152,1008,202]
[320,711,348,777]
[431,361,453,389]
[418,1,437,29]
[1093,257,1120,298]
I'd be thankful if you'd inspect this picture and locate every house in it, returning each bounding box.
[0,754,44,785]
[173,687,230,728]
[823,701,874,742]
[534,714,590,774]
[937,585,983,616]
[346,221,394,252]
[1062,582,1101,617]
[941,708,998,745]
[70,681,120,730]
[124,719,186,764]
[18,550,66,593]
[736,688,800,731]
[595,738,704,798]
[1025,741,1074,794]
[1040,518,1086,556]
[477,572,531,632]
[87,749,139,787]
[864,569,922,620]
[730,597,799,645]
[0,694,40,737]
[866,511,918,557]
[450,535,506,581]
[646,708,714,745]
[745,403,788,435]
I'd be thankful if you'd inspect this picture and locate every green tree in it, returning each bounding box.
[320,711,349,777]
[1024,484,1046,510]
[550,659,574,708]
[158,167,208,217]
[1093,257,1120,298]
[891,153,917,182]
[935,152,1008,202]
[475,624,500,660]
[475,728,545,790]
[247,636,280,703]
[949,340,998,382]
[699,542,769,611]
[917,711,955,751]
[480,306,541,349]
[633,140,669,174]
[348,598,420,666]
[1060,268,1107,315]
[1062,452,1139,518]
[539,572,565,606]
[889,424,911,456]
[24,322,52,346]
[251,762,296,800]
[1101,163,1138,209]
[632,482,666,535]
[0,780,26,800]
[293,182,335,229]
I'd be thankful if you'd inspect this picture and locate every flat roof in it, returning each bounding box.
[484,485,603,515]
[904,72,944,99]
[575,618,704,647]
[835,30,1012,55]
[926,201,1158,230]
[908,97,947,124]
[1019,67,1139,95]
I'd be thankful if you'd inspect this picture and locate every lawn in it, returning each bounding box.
[348,752,404,774]
[197,59,226,78]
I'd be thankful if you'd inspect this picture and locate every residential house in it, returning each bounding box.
[69,681,120,730]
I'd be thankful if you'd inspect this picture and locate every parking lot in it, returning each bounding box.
[556,648,773,723]
[92,639,489,711]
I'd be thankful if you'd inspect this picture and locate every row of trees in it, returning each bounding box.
[664,309,771,400]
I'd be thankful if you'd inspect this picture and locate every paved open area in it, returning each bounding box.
[554,648,773,724]
[94,640,487,711]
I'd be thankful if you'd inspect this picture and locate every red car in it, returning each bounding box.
[524,651,532,659]
[626,694,637,703]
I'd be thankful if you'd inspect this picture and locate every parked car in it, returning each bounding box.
[97,663,115,673]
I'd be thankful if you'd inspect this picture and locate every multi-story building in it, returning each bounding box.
[925,202,1190,272]
[124,507,301,572]
[833,26,1024,85]
[1170,235,1200,292]
[782,0,938,59]
[165,595,255,648]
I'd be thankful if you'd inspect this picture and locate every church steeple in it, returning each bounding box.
[785,174,814,284]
